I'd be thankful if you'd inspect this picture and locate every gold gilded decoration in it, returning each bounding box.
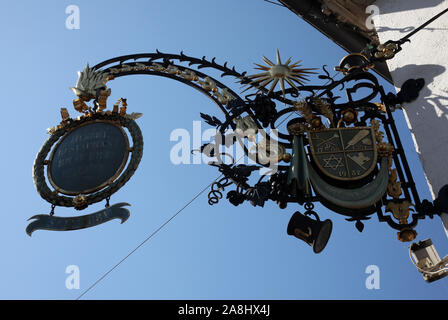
[312,98,334,127]
[294,98,333,129]
[126,112,144,120]
[243,49,317,98]
[294,100,313,123]
[70,63,110,102]
[107,62,236,106]
[374,43,399,60]
[73,98,90,115]
[378,142,394,158]
[374,102,386,113]
[287,122,308,136]
[282,153,292,163]
[198,77,218,92]
[97,89,111,113]
[119,98,127,116]
[46,126,58,135]
[371,120,412,240]
[339,108,358,126]
[386,200,413,224]
[294,227,312,242]
[397,228,417,242]
[387,157,403,199]
[48,94,142,135]
[214,88,235,105]
[311,116,325,130]
[60,108,70,122]
[386,200,417,242]
[370,119,382,142]
[371,119,394,158]
[334,53,375,75]
[73,194,88,210]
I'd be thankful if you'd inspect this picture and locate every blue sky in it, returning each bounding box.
[0,0,447,299]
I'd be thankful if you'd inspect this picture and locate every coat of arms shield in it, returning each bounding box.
[308,127,377,181]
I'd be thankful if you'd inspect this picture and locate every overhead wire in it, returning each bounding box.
[76,68,339,300]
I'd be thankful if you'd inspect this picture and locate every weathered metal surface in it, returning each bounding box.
[48,121,129,195]
[309,127,377,181]
[33,113,143,208]
[308,157,389,209]
[26,203,130,236]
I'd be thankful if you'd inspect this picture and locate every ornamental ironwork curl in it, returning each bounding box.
[57,51,443,238]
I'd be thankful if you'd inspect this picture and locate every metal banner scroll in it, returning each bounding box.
[26,203,131,236]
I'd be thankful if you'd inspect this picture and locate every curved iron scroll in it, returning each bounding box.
[86,51,440,235]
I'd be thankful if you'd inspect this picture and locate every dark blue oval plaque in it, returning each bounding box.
[48,121,129,195]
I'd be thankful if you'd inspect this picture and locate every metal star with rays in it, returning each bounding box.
[242,49,317,98]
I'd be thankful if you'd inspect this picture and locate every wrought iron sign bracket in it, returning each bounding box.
[28,49,444,253]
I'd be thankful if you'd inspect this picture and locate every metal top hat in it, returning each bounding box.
[287,211,333,254]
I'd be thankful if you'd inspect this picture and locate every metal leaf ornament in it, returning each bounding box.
[70,63,110,101]
[243,49,317,98]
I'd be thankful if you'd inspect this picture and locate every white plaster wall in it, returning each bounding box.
[373,0,448,199]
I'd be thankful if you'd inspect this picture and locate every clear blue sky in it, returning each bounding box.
[0,0,447,299]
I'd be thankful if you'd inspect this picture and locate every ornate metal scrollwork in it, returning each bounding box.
[30,49,442,242]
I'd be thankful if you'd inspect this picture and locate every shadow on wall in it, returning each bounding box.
[376,0,445,14]
[375,26,448,34]
[391,64,447,125]
[391,63,448,196]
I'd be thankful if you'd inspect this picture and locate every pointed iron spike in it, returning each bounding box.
[276,49,281,65]
[280,78,286,98]
[262,55,275,66]
[285,77,299,91]
[267,78,279,94]
[258,78,273,88]
[248,72,270,78]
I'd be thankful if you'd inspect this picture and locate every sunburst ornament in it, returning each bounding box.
[243,49,317,98]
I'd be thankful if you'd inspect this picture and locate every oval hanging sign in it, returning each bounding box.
[28,64,144,236]
[48,121,130,195]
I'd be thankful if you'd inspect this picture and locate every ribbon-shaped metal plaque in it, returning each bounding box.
[26,203,130,236]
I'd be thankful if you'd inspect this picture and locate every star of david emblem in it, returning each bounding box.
[308,127,378,181]
[323,155,344,170]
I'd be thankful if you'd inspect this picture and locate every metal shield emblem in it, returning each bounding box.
[308,127,377,181]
